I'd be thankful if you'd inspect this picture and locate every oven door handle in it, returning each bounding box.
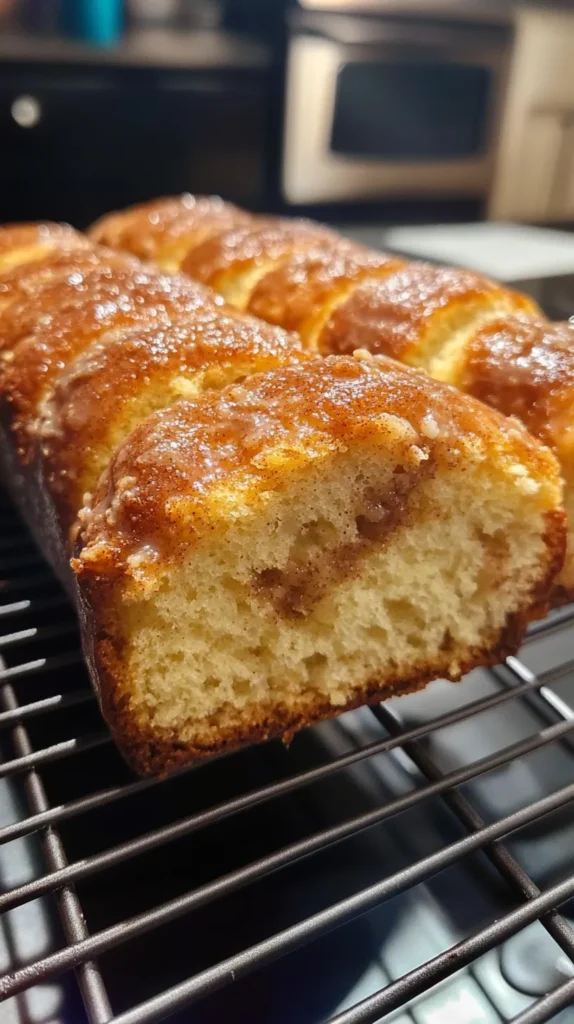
[295,14,510,55]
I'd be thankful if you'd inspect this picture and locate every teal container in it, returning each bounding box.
[61,0,123,47]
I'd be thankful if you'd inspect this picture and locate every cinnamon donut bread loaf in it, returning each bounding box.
[75,355,564,774]
[0,219,566,775]
[89,196,574,602]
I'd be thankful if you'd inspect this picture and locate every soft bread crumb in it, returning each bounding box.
[115,449,559,748]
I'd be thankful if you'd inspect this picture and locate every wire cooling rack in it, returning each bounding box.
[1,490,574,1024]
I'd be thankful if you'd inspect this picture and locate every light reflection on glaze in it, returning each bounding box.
[182,219,337,287]
[90,194,251,263]
[248,240,404,334]
[319,263,537,360]
[0,259,218,453]
[459,314,574,459]
[39,310,304,513]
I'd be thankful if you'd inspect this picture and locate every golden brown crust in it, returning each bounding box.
[247,240,405,340]
[454,314,574,459]
[89,196,196,248]
[0,242,104,318]
[41,311,305,523]
[89,194,250,266]
[0,249,141,350]
[75,354,561,583]
[181,218,338,292]
[0,221,81,248]
[0,222,89,270]
[0,263,217,459]
[451,313,574,605]
[551,583,574,606]
[318,263,539,362]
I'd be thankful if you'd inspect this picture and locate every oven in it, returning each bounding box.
[282,11,511,205]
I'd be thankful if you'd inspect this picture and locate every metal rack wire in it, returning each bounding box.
[1,492,574,1024]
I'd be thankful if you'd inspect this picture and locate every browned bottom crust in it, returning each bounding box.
[96,608,535,777]
[550,584,574,608]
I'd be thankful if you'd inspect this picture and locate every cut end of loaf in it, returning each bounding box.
[87,467,563,777]
[74,356,566,775]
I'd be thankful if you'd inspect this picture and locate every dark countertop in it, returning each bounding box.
[0,27,271,71]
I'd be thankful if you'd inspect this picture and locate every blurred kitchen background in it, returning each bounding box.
[0,0,573,231]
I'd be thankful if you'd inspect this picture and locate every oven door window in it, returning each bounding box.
[330,61,491,161]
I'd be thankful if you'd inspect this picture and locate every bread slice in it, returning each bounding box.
[180,219,340,310]
[89,194,250,270]
[247,240,405,344]
[0,223,89,276]
[38,311,305,525]
[0,248,141,325]
[444,313,574,601]
[0,257,222,451]
[74,355,565,775]
[317,263,539,365]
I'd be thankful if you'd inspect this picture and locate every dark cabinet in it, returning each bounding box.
[0,65,269,226]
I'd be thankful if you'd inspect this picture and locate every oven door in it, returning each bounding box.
[282,16,510,204]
